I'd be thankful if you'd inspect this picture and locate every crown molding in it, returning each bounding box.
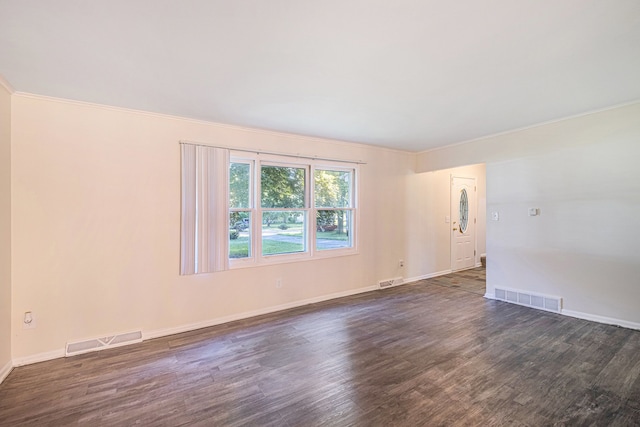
[0,75,14,93]
[418,98,640,156]
[12,92,413,156]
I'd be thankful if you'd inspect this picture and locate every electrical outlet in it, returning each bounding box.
[399,259,405,268]
[275,278,282,289]
[23,311,36,329]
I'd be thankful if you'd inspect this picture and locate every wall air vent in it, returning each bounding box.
[378,277,404,289]
[494,287,562,313]
[66,330,143,357]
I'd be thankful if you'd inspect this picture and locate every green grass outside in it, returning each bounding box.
[229,237,304,258]
[316,230,349,241]
[262,239,304,255]
[229,236,250,258]
[229,224,349,258]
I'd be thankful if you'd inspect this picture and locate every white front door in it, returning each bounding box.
[451,176,476,272]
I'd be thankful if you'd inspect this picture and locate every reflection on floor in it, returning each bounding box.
[420,266,486,295]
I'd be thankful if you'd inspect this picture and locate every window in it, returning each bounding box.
[229,161,252,259]
[181,143,359,274]
[314,169,354,251]
[459,188,469,233]
[229,154,358,268]
[260,165,307,256]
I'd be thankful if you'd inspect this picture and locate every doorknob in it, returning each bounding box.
[453,228,458,231]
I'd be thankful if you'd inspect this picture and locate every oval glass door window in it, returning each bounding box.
[459,189,469,233]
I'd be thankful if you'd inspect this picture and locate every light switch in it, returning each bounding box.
[491,212,499,221]
[528,208,539,216]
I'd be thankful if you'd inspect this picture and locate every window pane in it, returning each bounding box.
[316,210,352,250]
[230,162,251,209]
[314,169,351,208]
[261,166,305,208]
[229,211,251,258]
[262,211,305,255]
[459,188,469,233]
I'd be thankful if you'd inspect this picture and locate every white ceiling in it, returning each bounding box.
[1,0,639,152]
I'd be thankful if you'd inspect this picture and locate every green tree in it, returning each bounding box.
[261,166,305,225]
[229,163,250,208]
[314,170,350,233]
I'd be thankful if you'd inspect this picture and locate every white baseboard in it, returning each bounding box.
[562,309,640,331]
[10,283,640,369]
[145,285,378,340]
[12,349,65,367]
[0,359,13,384]
[9,286,378,366]
[485,292,640,331]
[150,268,484,345]
[403,269,452,284]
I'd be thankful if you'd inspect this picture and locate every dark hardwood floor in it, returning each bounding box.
[423,267,486,296]
[2,268,640,426]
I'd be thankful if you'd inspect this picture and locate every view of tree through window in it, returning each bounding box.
[261,166,306,255]
[228,157,356,264]
[229,163,250,208]
[229,162,251,258]
[314,169,352,250]
[182,145,358,272]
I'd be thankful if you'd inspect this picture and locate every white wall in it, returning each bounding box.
[406,164,486,279]
[418,102,640,326]
[10,94,419,360]
[0,79,12,377]
[9,90,638,362]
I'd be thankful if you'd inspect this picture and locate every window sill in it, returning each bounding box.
[228,248,359,270]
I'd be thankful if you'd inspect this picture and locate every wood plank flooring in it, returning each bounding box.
[1,268,640,426]
[424,267,486,296]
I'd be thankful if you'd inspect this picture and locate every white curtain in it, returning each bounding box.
[180,143,228,275]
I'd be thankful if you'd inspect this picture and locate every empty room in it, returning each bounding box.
[1,1,640,425]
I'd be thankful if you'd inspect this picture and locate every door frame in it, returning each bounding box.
[450,175,477,272]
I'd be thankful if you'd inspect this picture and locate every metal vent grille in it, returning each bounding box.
[66,330,143,357]
[378,277,404,289]
[531,295,544,308]
[494,287,562,314]
[544,298,560,312]
[518,293,531,305]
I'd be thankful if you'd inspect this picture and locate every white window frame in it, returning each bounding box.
[228,158,255,264]
[228,152,359,269]
[312,163,358,256]
[181,143,359,274]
